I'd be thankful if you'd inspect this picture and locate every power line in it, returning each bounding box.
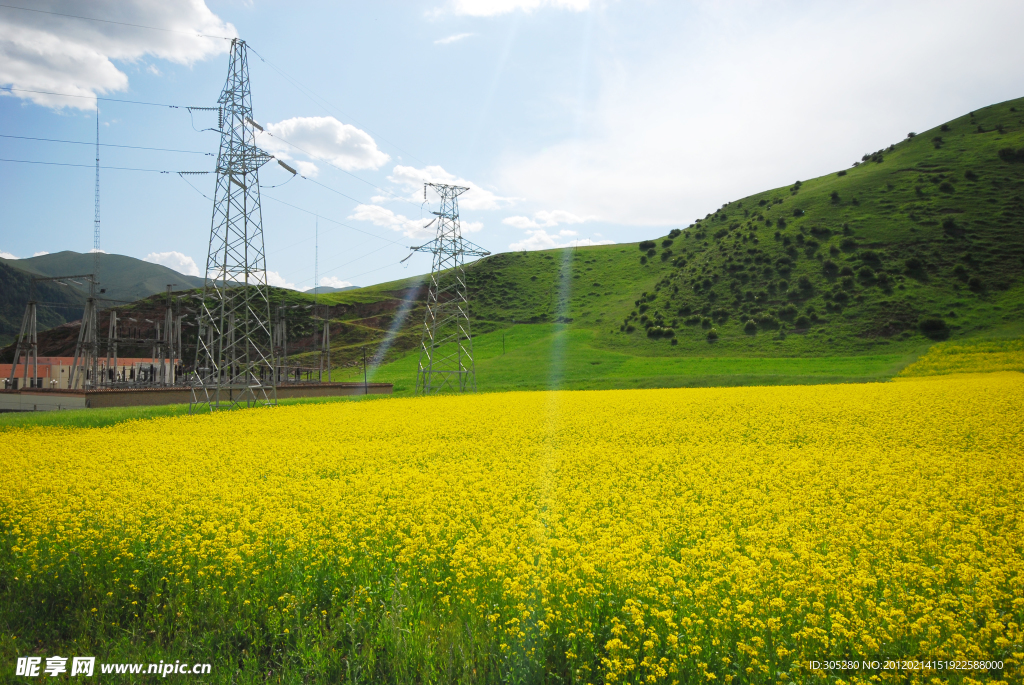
[261,194,406,247]
[258,128,419,208]
[248,47,430,170]
[0,3,234,40]
[0,86,201,109]
[0,133,214,155]
[0,157,207,173]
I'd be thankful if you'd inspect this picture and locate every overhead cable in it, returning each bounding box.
[1,86,204,109]
[0,3,235,40]
[0,157,208,173]
[0,133,214,155]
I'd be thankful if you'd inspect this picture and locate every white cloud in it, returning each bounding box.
[502,209,589,229]
[0,249,17,259]
[89,248,108,254]
[0,0,236,110]
[349,204,434,240]
[259,116,389,172]
[509,230,611,251]
[389,164,514,211]
[33,251,50,257]
[497,1,1024,226]
[435,32,475,45]
[447,0,590,16]
[320,276,353,289]
[265,270,298,290]
[144,251,200,277]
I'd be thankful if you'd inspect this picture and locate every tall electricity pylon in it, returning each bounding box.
[191,38,276,412]
[411,183,489,394]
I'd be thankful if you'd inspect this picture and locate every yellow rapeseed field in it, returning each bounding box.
[898,337,1024,377]
[2,373,1023,683]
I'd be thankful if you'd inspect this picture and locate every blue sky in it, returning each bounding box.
[2,0,1024,290]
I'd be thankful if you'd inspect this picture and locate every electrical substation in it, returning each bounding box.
[2,38,488,412]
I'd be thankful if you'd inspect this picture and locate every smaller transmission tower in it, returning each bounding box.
[411,183,489,394]
[191,38,277,412]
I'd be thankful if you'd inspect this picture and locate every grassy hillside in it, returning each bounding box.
[615,97,1024,354]
[309,97,1024,392]
[6,98,1023,394]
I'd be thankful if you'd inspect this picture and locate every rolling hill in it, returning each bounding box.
[0,251,206,347]
[5,97,1023,392]
[315,95,1024,392]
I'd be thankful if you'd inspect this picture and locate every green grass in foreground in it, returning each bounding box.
[0,394,384,431]
[340,323,916,395]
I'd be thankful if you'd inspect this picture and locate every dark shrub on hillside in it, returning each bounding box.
[640,256,647,265]
[876,272,891,288]
[660,250,671,261]
[647,248,656,258]
[822,260,839,276]
[830,191,840,204]
[798,275,812,290]
[907,132,916,138]
[918,317,949,340]
[779,304,798,320]
[953,264,967,279]
[939,182,955,193]
[837,170,847,176]
[965,170,978,181]
[839,265,854,277]
[904,257,923,272]
[969,276,983,291]
[668,228,682,238]
[661,239,674,248]
[794,315,810,329]
[841,276,855,290]
[998,148,1024,163]
[840,237,857,251]
[639,240,656,250]
[706,328,718,342]
[857,266,876,281]
[860,250,881,264]
[940,123,950,132]
[777,218,787,229]
[647,326,675,339]
[744,320,758,335]
[793,208,805,217]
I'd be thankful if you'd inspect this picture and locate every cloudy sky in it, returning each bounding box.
[2,0,1023,290]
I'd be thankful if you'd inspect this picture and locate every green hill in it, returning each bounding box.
[0,262,86,347]
[5,98,1023,393]
[312,96,1024,392]
[0,251,206,304]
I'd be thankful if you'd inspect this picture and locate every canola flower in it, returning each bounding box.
[2,373,1023,684]
[899,336,1024,377]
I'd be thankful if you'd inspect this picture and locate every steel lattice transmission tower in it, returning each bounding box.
[411,183,489,394]
[191,38,276,412]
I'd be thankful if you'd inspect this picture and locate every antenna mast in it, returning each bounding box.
[93,106,101,280]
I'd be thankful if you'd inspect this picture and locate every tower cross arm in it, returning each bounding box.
[408,238,490,257]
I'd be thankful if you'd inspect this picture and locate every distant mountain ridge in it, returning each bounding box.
[0,251,206,346]
[0,251,206,304]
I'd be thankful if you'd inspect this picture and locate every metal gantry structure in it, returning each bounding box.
[411,183,489,394]
[190,38,277,412]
